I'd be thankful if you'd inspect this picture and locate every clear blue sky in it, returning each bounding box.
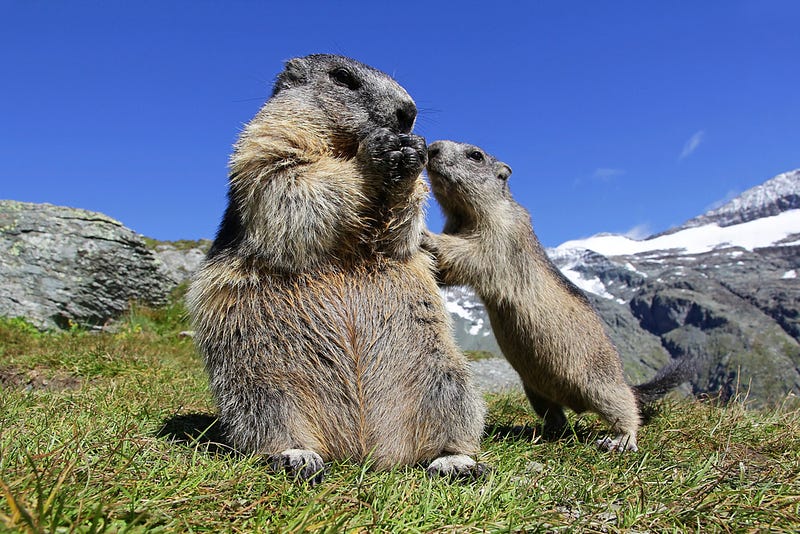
[2,1,798,247]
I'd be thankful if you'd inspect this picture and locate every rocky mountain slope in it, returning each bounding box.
[451,169,800,405]
[674,169,800,231]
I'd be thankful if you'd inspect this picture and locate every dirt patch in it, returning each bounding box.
[0,366,83,391]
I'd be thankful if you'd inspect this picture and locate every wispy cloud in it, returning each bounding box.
[592,168,626,181]
[572,167,625,188]
[624,223,652,240]
[679,130,705,160]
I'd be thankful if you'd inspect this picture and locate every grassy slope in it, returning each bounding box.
[1,303,798,533]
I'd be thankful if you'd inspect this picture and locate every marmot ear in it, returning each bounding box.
[497,163,512,181]
[271,58,309,96]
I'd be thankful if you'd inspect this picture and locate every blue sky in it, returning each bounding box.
[2,1,798,247]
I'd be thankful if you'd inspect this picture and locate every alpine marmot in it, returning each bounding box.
[424,140,688,452]
[187,57,485,483]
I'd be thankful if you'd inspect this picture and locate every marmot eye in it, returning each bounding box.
[467,150,485,162]
[330,68,360,90]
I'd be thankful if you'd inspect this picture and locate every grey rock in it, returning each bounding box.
[469,357,522,393]
[0,200,173,329]
[152,242,209,285]
[587,295,672,384]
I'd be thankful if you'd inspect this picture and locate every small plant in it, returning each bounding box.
[464,350,498,361]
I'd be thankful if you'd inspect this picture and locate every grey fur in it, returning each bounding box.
[424,140,689,452]
[187,57,485,483]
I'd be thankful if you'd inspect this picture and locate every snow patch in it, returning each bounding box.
[556,209,800,257]
[561,268,614,300]
[442,287,491,337]
[445,299,474,321]
[469,320,485,336]
[782,270,797,280]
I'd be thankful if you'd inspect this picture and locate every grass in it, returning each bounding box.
[1,302,799,533]
[464,350,497,362]
[141,238,212,253]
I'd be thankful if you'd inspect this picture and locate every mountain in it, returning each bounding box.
[441,286,501,356]
[451,169,800,405]
[676,169,800,230]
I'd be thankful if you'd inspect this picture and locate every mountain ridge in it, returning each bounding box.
[553,167,800,260]
[675,168,800,231]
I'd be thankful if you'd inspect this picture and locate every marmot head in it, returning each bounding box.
[271,54,418,153]
[426,140,512,231]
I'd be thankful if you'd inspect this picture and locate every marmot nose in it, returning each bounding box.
[395,102,417,133]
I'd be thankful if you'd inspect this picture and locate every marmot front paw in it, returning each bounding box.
[426,454,490,481]
[269,448,327,485]
[359,128,427,183]
[420,229,438,252]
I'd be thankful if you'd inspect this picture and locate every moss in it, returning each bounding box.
[464,350,498,361]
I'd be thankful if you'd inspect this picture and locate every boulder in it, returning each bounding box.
[0,200,173,329]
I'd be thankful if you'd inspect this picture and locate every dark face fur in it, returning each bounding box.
[272,54,418,142]
[426,140,512,230]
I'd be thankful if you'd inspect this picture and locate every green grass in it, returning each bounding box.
[141,238,212,253]
[1,306,799,533]
[463,350,497,362]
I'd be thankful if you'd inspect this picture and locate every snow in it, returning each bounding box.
[782,270,797,280]
[548,247,619,300]
[697,169,799,224]
[445,299,470,319]
[556,209,800,257]
[469,321,486,336]
[442,287,490,336]
[560,268,615,300]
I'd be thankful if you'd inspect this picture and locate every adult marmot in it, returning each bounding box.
[187,56,485,483]
[424,140,688,452]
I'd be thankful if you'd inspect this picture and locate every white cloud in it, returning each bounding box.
[573,167,625,187]
[679,130,705,160]
[592,168,626,180]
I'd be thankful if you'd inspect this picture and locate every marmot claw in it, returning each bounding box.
[269,448,327,485]
[360,128,427,182]
[426,454,490,481]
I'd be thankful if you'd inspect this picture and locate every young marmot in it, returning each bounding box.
[424,140,688,452]
[187,56,485,483]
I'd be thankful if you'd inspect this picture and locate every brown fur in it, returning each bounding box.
[424,140,685,452]
[187,56,484,481]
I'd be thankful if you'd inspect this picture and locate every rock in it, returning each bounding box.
[469,357,522,393]
[628,268,800,405]
[586,295,672,384]
[0,200,173,329]
[151,240,210,285]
